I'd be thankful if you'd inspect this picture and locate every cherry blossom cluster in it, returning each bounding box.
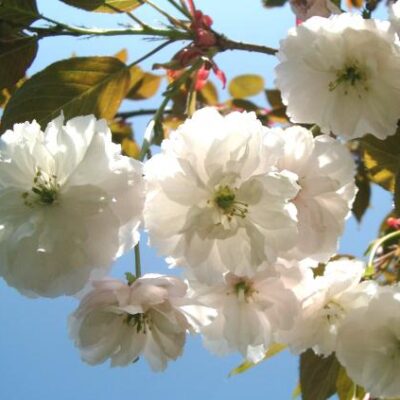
[1,7,400,399]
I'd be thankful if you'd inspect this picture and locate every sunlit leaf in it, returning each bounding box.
[228,74,264,99]
[300,350,340,400]
[127,70,162,100]
[229,343,286,377]
[114,49,128,63]
[110,119,133,144]
[292,383,301,399]
[346,0,363,9]
[60,0,142,13]
[0,0,39,27]
[121,137,140,159]
[336,366,366,400]
[199,81,218,105]
[0,56,130,132]
[361,130,400,192]
[0,35,37,90]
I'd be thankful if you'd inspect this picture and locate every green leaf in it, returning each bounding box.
[228,74,264,99]
[0,56,130,132]
[361,130,400,192]
[126,70,162,100]
[0,0,39,27]
[0,35,38,90]
[336,367,366,400]
[262,0,287,8]
[229,343,286,377]
[352,162,371,223]
[60,0,141,13]
[300,350,340,400]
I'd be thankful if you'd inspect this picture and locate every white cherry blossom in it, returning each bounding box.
[270,126,356,264]
[189,270,299,362]
[275,13,400,139]
[283,259,376,356]
[144,107,299,283]
[336,285,400,399]
[69,274,209,371]
[0,115,144,297]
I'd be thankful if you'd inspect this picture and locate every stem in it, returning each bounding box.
[138,96,171,161]
[367,230,400,273]
[166,0,192,18]
[134,243,142,277]
[215,34,278,56]
[127,40,174,68]
[29,21,190,41]
[138,0,191,31]
[117,108,173,119]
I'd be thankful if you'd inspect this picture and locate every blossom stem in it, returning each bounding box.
[117,108,173,119]
[134,242,142,277]
[30,14,191,41]
[366,230,400,275]
[215,34,278,56]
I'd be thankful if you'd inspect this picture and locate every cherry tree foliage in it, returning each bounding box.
[2,0,400,399]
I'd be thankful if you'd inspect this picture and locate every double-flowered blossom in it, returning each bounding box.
[189,269,299,362]
[70,274,210,371]
[275,13,400,139]
[144,107,299,283]
[271,126,356,264]
[0,115,144,297]
[336,285,400,399]
[283,259,376,356]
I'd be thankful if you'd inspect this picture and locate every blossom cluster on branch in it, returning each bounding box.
[2,0,400,399]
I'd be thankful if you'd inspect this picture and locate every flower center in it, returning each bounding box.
[125,312,151,334]
[322,300,345,324]
[212,185,248,220]
[329,62,368,95]
[22,168,60,207]
[233,279,255,301]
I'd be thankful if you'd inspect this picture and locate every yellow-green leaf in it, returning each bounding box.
[292,383,301,399]
[121,138,140,159]
[114,49,128,63]
[300,350,340,400]
[0,56,130,132]
[199,81,218,105]
[229,343,286,377]
[228,74,264,99]
[127,71,162,100]
[110,119,133,144]
[60,0,141,13]
[0,35,37,90]
[361,130,400,192]
[336,367,366,400]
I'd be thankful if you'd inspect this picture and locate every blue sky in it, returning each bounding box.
[0,1,393,399]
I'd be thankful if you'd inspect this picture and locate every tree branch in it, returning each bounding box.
[215,34,278,56]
